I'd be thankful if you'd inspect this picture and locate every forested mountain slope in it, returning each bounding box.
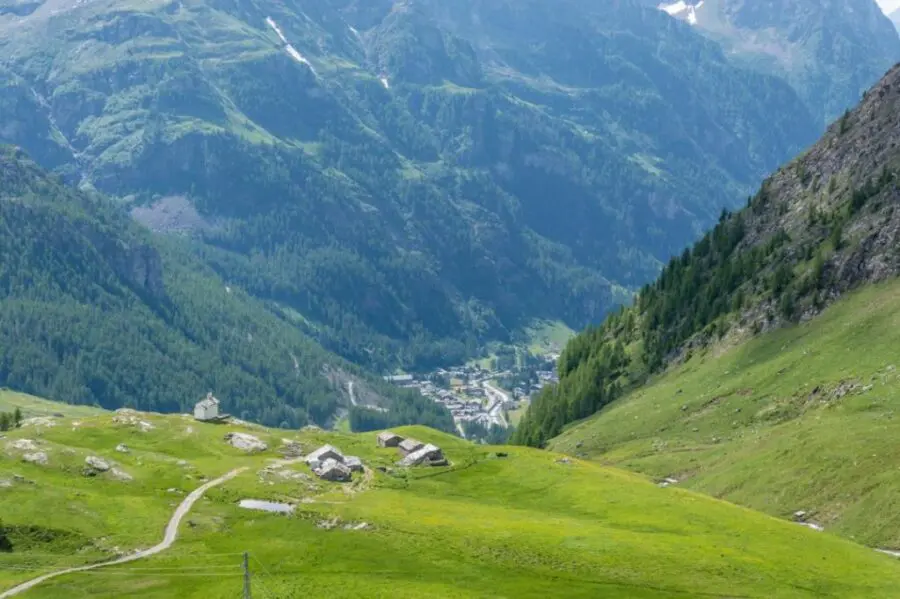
[0,0,819,370]
[514,62,900,447]
[0,146,453,431]
[652,0,900,126]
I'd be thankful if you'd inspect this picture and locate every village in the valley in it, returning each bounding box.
[383,346,561,440]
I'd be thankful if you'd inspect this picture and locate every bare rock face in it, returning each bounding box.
[224,432,267,453]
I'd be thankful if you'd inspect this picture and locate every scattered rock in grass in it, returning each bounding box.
[224,432,267,453]
[7,439,38,452]
[112,410,155,432]
[115,444,129,453]
[793,510,808,521]
[681,405,688,411]
[575,441,583,449]
[23,452,48,465]
[185,426,194,434]
[555,457,572,465]
[316,517,341,530]
[110,468,133,482]
[177,460,189,467]
[343,522,371,531]
[21,417,56,428]
[798,522,824,532]
[280,439,304,457]
[0,479,12,488]
[85,456,111,473]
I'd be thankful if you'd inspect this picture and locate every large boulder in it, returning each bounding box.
[85,456,111,472]
[224,432,268,453]
[22,451,48,465]
[7,439,38,452]
[110,468,133,482]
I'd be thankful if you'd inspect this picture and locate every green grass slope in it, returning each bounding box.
[1,407,899,597]
[550,278,900,549]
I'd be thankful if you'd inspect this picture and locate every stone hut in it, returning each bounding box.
[315,458,351,482]
[193,392,220,421]
[398,444,445,467]
[398,438,424,456]
[305,444,344,467]
[377,431,403,448]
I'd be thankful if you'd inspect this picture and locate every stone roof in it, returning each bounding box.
[196,392,220,409]
[398,438,424,452]
[305,444,344,464]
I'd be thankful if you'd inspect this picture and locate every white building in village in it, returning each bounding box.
[194,392,220,421]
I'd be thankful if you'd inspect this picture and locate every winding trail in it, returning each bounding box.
[0,467,247,598]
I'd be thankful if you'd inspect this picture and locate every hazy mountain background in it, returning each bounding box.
[0,0,897,418]
[650,0,900,126]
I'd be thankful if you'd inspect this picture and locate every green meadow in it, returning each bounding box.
[551,278,900,549]
[0,406,898,597]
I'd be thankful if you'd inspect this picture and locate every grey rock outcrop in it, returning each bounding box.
[224,432,268,452]
[22,451,48,465]
[85,456,111,472]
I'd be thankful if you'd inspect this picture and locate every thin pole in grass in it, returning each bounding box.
[243,552,252,599]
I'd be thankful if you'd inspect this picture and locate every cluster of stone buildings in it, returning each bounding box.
[377,431,446,467]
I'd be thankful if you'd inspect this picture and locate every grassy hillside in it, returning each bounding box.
[1,408,899,597]
[551,278,900,549]
[0,390,106,418]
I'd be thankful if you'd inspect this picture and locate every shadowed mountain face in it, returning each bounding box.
[0,0,818,370]
[515,62,900,446]
[0,145,455,429]
[651,0,900,126]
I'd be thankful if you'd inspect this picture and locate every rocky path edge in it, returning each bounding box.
[0,467,248,598]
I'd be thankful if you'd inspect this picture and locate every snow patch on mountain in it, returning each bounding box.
[266,17,316,75]
[657,1,703,25]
